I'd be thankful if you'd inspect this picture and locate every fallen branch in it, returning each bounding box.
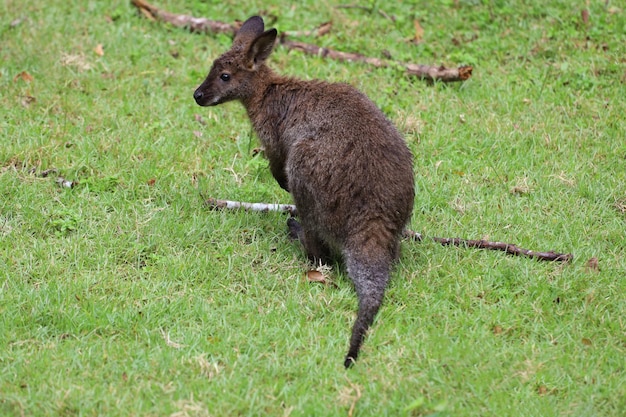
[280,39,473,82]
[131,0,236,35]
[401,229,573,262]
[206,197,297,216]
[130,0,472,82]
[204,198,573,263]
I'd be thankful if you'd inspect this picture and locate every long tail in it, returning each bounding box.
[343,252,392,368]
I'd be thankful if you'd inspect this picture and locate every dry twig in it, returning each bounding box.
[204,198,573,263]
[131,0,235,34]
[206,197,297,216]
[280,38,472,82]
[401,230,573,262]
[130,0,472,82]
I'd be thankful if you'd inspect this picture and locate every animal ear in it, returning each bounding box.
[233,16,265,48]
[246,29,278,69]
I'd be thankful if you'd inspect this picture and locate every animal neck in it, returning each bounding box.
[241,65,291,123]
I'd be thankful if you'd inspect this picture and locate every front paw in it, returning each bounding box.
[287,217,303,241]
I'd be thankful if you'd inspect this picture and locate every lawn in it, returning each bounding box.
[1,0,625,416]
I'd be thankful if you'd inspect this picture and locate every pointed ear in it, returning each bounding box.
[246,29,277,69]
[233,16,265,48]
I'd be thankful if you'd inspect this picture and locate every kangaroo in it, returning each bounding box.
[194,16,415,368]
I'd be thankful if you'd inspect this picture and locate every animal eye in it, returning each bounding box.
[220,73,231,82]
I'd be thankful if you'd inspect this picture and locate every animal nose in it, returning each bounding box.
[193,90,203,101]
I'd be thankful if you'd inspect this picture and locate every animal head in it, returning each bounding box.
[193,16,277,107]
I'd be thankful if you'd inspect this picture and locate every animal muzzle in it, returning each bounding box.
[193,89,206,106]
[193,89,216,106]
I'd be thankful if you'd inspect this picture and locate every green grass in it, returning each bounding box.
[1,0,625,415]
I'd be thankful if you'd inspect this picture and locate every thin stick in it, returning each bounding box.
[401,229,573,262]
[131,0,236,35]
[130,0,472,82]
[205,198,573,263]
[280,39,473,82]
[206,197,297,216]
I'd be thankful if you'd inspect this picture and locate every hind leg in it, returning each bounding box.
[343,251,392,368]
[287,217,333,264]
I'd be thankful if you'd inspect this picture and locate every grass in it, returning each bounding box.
[1,0,625,415]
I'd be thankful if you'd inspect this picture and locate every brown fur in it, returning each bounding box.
[194,16,414,368]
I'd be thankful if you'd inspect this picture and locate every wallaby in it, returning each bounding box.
[194,16,415,368]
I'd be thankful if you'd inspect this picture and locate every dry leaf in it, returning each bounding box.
[412,19,424,43]
[510,185,531,195]
[193,131,203,138]
[317,21,332,37]
[194,114,206,125]
[581,338,592,346]
[306,270,326,284]
[510,177,532,195]
[94,43,104,56]
[306,266,338,287]
[585,257,599,273]
[60,53,93,71]
[581,9,590,25]
[20,95,36,107]
[536,385,557,396]
[492,325,503,335]
[13,71,34,82]
[146,178,156,186]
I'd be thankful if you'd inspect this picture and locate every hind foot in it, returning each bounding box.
[286,217,333,265]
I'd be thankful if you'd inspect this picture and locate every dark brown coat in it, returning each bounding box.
[194,16,414,368]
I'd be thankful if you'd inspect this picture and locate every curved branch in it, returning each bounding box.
[130,0,472,82]
[401,230,573,262]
